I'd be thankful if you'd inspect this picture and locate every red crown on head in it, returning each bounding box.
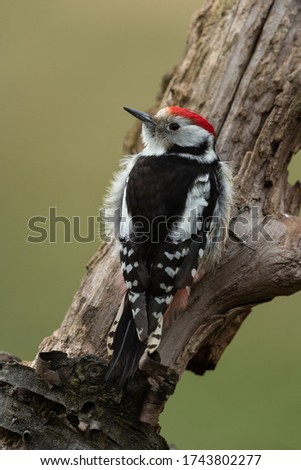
[168,106,216,138]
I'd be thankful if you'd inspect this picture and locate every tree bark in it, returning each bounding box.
[1,0,301,449]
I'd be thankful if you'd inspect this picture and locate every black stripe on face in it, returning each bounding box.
[168,140,209,156]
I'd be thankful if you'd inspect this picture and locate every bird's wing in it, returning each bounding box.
[118,178,151,342]
[146,169,220,333]
[119,168,220,349]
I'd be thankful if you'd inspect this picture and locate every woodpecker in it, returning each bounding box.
[105,105,232,386]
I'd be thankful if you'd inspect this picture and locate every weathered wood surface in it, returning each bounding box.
[1,0,301,449]
[0,353,167,449]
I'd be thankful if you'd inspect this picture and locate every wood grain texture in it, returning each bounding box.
[1,0,301,449]
[0,353,167,450]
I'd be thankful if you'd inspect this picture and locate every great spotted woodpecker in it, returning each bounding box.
[105,106,232,385]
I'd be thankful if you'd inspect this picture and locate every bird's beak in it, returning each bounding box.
[123,106,156,127]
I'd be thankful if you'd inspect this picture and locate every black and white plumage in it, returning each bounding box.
[105,106,232,386]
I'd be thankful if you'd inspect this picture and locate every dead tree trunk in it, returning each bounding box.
[1,0,301,449]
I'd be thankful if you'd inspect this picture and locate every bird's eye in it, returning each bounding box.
[168,122,180,131]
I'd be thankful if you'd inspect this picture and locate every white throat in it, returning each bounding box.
[141,140,165,156]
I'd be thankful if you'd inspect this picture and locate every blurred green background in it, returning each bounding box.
[1,0,300,450]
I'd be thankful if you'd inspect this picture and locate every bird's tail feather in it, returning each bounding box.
[106,295,146,386]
